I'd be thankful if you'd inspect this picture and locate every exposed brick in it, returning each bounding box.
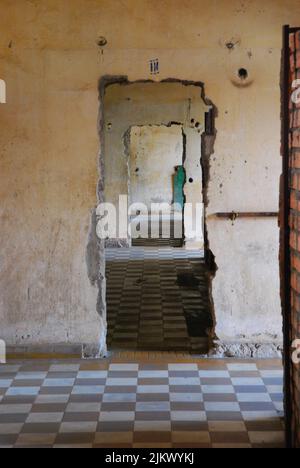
[292,150,300,169]
[282,30,300,448]
[294,255,300,273]
[290,173,300,190]
[292,109,300,129]
[290,53,296,75]
[290,33,296,52]
[289,213,299,231]
[292,129,300,148]
[291,193,296,211]
[295,31,300,52]
[296,50,300,71]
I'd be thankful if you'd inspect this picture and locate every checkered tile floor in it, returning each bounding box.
[106,248,211,353]
[0,359,285,448]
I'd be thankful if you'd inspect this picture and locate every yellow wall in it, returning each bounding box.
[0,0,299,354]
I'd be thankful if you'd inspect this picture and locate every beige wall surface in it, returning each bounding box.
[0,0,299,354]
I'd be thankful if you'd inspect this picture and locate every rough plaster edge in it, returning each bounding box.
[210,340,283,358]
[82,343,107,359]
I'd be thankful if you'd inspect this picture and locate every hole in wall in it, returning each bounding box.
[97,36,108,47]
[91,77,218,356]
[238,68,248,80]
[226,42,235,50]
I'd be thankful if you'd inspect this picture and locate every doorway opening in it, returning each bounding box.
[99,78,216,354]
[129,124,185,248]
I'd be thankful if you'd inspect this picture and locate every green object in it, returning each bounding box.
[173,165,185,210]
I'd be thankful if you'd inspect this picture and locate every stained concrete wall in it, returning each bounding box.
[0,0,299,355]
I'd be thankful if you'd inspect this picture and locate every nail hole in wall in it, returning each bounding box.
[97,36,108,47]
[238,68,248,80]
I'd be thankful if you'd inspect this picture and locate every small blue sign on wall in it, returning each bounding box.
[150,59,159,75]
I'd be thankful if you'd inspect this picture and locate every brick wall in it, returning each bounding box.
[286,29,300,448]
